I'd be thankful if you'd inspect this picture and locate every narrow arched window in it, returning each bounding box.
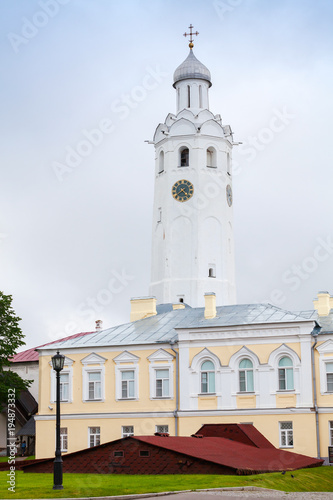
[158,151,164,173]
[187,85,191,107]
[199,85,202,108]
[200,360,215,393]
[239,359,254,392]
[278,357,294,390]
[206,147,216,168]
[179,147,189,167]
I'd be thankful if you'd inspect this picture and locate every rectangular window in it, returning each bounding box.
[279,368,294,391]
[156,425,169,434]
[326,363,333,392]
[122,425,134,438]
[60,427,68,452]
[139,450,150,457]
[60,373,69,401]
[89,426,100,448]
[279,422,293,448]
[330,422,333,446]
[114,450,124,457]
[121,371,135,399]
[88,372,101,400]
[155,369,169,397]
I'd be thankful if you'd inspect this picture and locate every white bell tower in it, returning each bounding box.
[149,27,236,308]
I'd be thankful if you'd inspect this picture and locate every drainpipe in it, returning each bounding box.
[311,324,321,459]
[170,342,179,436]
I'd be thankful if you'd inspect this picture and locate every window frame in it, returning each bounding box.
[155,368,170,398]
[50,357,74,404]
[87,370,102,400]
[114,351,140,402]
[200,360,216,394]
[60,427,68,452]
[238,358,254,393]
[81,353,106,403]
[278,356,294,391]
[279,421,293,448]
[329,421,333,446]
[179,147,189,167]
[122,425,134,438]
[88,426,100,448]
[121,370,135,399]
[155,424,169,434]
[326,362,333,392]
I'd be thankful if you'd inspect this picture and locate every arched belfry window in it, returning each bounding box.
[200,360,215,393]
[187,85,191,107]
[199,85,202,108]
[158,150,164,173]
[179,147,189,167]
[207,147,216,168]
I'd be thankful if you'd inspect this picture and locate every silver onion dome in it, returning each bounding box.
[173,50,212,88]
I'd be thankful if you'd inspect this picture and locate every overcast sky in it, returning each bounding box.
[1,0,333,350]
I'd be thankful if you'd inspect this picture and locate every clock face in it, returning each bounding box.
[172,179,194,202]
[226,184,233,206]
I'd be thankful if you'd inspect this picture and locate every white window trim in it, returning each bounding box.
[49,357,74,404]
[88,426,100,448]
[121,425,134,438]
[279,421,294,449]
[155,424,169,434]
[148,349,174,400]
[60,427,68,453]
[329,421,333,446]
[228,347,260,397]
[115,365,139,401]
[190,348,221,397]
[268,345,300,395]
[317,349,333,395]
[82,367,105,402]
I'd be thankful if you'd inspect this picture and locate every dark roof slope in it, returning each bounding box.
[195,423,275,449]
[134,435,322,473]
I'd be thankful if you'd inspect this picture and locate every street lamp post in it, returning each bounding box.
[51,351,65,490]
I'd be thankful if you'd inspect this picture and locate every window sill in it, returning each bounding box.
[206,165,217,168]
[118,398,138,401]
[279,446,294,449]
[237,392,255,395]
[83,399,104,402]
[199,393,216,396]
[276,390,295,393]
[178,165,189,168]
[152,396,172,400]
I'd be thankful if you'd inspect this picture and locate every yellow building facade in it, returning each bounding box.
[35,292,333,464]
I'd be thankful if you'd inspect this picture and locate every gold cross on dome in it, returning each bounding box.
[183,24,199,49]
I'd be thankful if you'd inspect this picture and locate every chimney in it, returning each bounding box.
[130,296,157,322]
[172,303,185,310]
[95,320,103,331]
[313,291,333,316]
[204,292,216,319]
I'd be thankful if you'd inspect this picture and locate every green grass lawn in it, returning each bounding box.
[0,467,332,498]
[0,455,35,462]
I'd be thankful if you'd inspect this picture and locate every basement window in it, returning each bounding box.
[114,450,124,457]
[139,450,150,457]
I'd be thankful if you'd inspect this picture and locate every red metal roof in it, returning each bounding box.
[133,435,323,473]
[10,331,95,363]
[195,423,275,449]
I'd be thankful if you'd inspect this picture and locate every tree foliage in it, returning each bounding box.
[0,291,31,406]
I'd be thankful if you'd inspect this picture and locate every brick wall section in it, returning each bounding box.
[22,438,235,475]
